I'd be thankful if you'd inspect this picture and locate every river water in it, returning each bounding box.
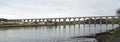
[0,24,119,42]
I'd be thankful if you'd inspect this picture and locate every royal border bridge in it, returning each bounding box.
[8,16,120,25]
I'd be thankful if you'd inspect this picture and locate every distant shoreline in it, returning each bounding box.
[0,24,58,27]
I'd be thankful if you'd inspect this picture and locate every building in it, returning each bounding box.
[0,18,8,22]
[0,18,8,24]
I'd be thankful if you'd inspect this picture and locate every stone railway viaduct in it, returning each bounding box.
[7,16,120,25]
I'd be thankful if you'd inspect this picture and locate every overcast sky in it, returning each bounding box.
[0,0,120,19]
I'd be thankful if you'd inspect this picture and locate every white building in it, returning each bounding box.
[0,18,8,24]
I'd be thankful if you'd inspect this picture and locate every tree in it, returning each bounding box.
[116,9,120,16]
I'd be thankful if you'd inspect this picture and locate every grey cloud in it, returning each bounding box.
[0,0,120,19]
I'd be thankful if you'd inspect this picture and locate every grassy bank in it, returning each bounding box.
[95,26,120,42]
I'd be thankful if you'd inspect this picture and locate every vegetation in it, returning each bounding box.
[95,27,120,42]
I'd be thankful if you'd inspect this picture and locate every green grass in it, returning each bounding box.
[95,26,120,42]
[105,27,120,42]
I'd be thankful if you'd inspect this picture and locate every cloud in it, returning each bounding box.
[0,14,21,19]
[0,0,120,19]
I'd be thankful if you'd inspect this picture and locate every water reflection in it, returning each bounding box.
[0,24,119,42]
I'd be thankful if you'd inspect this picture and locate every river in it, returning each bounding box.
[0,24,119,42]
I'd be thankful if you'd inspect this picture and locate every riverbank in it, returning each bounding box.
[72,26,120,42]
[110,26,120,42]
[95,27,120,42]
[81,27,120,42]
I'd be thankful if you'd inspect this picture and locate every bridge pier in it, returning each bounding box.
[47,19,49,22]
[88,17,91,26]
[27,19,29,22]
[34,19,37,22]
[50,19,52,22]
[73,18,76,24]
[106,17,108,25]
[68,18,71,24]
[111,17,115,30]
[78,18,81,24]
[42,19,45,22]
[58,19,61,24]
[24,20,26,22]
[39,19,41,22]
[94,17,96,27]
[63,18,66,25]
[100,17,102,25]
[54,19,56,23]
[112,17,114,26]
[17,20,20,22]
[83,18,86,26]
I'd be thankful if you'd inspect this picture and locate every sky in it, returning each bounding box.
[0,0,120,19]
